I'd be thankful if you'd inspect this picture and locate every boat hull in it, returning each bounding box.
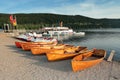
[15,41,22,48]
[15,41,57,50]
[46,46,87,61]
[31,47,54,55]
[71,49,106,72]
[21,43,41,51]
[46,53,79,61]
[31,44,70,55]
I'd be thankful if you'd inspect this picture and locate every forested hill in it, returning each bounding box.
[0,13,120,29]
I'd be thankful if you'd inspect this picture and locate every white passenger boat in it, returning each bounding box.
[42,26,85,36]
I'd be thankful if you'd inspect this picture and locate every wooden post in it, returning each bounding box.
[107,50,115,62]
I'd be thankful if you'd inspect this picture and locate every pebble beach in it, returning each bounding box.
[0,32,120,80]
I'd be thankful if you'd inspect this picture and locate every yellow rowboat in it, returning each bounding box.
[71,49,106,72]
[46,46,87,61]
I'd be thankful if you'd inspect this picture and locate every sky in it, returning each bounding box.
[0,0,120,19]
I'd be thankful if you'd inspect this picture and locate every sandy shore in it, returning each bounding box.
[0,32,120,80]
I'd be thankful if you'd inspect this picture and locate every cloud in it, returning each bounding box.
[0,0,120,18]
[47,0,120,18]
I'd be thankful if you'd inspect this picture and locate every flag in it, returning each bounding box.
[9,15,13,24]
[13,16,17,26]
[9,15,17,26]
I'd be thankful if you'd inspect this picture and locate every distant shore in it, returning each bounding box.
[0,32,120,80]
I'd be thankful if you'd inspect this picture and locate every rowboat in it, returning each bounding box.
[21,43,41,51]
[21,42,68,51]
[15,41,40,48]
[46,46,87,61]
[31,44,67,55]
[15,41,57,50]
[71,49,106,72]
[31,44,74,55]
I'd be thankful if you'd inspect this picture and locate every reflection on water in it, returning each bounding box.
[48,34,85,41]
[79,28,120,33]
[62,29,120,62]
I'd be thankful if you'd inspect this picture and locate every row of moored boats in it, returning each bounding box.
[15,41,106,72]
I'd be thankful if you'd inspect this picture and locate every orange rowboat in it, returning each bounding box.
[15,41,57,48]
[21,43,41,51]
[30,44,73,55]
[21,43,67,51]
[71,49,106,72]
[15,41,42,48]
[46,46,87,61]
[15,41,58,50]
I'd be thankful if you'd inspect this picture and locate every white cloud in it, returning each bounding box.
[48,1,120,18]
[1,0,120,18]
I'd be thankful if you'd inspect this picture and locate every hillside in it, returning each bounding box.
[0,13,120,29]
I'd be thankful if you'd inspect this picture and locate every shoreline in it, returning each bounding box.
[0,32,120,80]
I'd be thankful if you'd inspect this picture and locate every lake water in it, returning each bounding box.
[1,28,119,61]
[62,28,120,62]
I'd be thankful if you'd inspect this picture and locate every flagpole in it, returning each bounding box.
[14,15,17,30]
[9,14,13,31]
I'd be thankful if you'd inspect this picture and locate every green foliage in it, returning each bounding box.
[0,13,120,29]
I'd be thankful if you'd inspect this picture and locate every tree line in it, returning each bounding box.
[0,13,120,30]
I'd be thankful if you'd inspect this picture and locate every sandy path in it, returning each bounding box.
[0,32,120,80]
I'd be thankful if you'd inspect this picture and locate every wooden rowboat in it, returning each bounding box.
[15,41,57,50]
[30,44,73,55]
[15,41,42,48]
[31,44,67,55]
[46,46,87,61]
[21,43,67,51]
[71,49,106,72]
[21,43,41,51]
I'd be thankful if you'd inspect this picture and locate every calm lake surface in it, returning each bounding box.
[1,28,119,62]
[63,28,120,62]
